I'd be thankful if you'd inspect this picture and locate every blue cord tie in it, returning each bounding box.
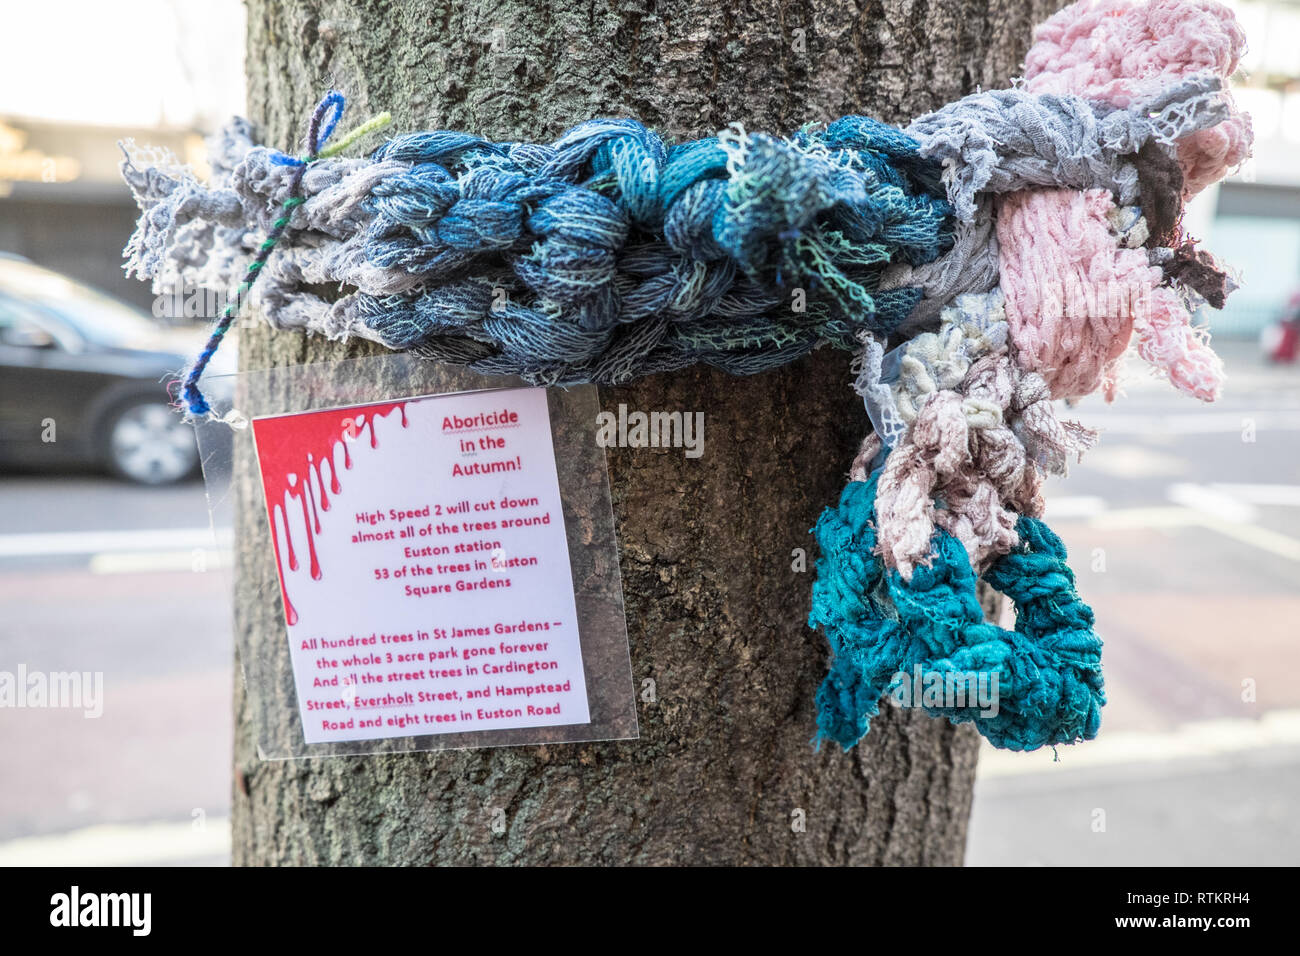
[178,90,351,417]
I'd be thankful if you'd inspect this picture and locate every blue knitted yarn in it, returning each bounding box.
[358,115,952,385]
[808,472,1105,751]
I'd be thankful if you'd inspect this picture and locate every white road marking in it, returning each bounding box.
[88,549,233,575]
[0,818,231,866]
[1078,410,1300,434]
[1087,503,1300,561]
[1089,505,1203,529]
[978,710,1300,779]
[1167,482,1259,524]
[1209,483,1300,507]
[1079,444,1189,478]
[0,527,232,558]
[1043,496,1108,519]
[1196,515,1300,562]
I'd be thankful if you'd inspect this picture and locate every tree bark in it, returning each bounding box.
[232,0,1063,865]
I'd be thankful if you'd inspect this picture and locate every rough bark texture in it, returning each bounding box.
[233,0,1063,865]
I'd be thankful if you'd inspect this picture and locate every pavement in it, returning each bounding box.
[969,732,1300,865]
[0,475,233,863]
[0,341,1297,866]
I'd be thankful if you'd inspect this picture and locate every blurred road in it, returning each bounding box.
[0,343,1296,866]
[0,474,232,863]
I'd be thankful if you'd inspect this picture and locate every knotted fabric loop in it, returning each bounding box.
[809,471,1105,752]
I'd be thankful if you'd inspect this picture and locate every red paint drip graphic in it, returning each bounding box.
[252,402,409,626]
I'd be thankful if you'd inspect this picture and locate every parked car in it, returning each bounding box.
[0,255,231,484]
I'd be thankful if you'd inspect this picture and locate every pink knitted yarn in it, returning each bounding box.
[1023,0,1250,198]
[1025,0,1245,105]
[1001,0,1247,403]
[998,189,1134,401]
[1178,122,1253,198]
[1134,284,1225,399]
[997,187,1223,401]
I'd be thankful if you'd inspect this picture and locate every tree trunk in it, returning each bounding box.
[232,0,1062,865]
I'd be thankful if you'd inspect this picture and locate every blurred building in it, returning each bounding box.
[1197,0,1300,337]
[0,0,244,316]
[0,120,198,311]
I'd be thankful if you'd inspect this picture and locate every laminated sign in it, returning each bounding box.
[250,386,606,748]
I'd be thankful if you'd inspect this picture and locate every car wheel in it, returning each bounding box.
[104,400,199,485]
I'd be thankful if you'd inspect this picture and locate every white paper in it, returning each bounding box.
[251,386,591,744]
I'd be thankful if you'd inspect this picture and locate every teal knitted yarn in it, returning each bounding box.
[808,472,1105,751]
